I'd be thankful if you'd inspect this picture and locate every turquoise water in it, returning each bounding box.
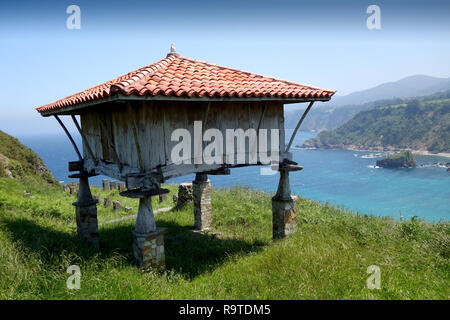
[18,131,450,222]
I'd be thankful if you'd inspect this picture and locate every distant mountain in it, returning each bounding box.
[302,92,450,153]
[331,75,450,107]
[285,75,450,131]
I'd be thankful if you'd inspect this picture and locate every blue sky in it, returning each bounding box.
[1,0,449,135]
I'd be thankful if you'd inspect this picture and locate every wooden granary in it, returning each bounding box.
[36,45,335,270]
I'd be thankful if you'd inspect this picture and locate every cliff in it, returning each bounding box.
[0,129,56,183]
[302,97,450,153]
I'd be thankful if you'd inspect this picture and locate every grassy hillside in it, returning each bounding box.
[303,97,450,153]
[0,130,56,183]
[0,177,448,299]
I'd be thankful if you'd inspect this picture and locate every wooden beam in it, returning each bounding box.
[71,115,96,163]
[285,101,315,153]
[53,115,82,161]
[161,101,168,164]
[201,101,212,157]
[203,101,211,128]
[98,116,123,173]
[252,101,268,158]
[83,155,266,188]
[127,102,145,173]
[39,94,331,117]
[256,101,268,133]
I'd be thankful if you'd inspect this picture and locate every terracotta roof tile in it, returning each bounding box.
[36,53,335,113]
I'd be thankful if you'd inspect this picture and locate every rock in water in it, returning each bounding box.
[376,151,417,168]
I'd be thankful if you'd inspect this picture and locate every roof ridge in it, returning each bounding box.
[109,55,176,93]
[175,55,336,93]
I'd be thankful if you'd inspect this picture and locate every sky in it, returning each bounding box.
[0,0,449,135]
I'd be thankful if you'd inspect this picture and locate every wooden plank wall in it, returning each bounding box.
[80,100,284,180]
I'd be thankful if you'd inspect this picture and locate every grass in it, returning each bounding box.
[0,177,448,299]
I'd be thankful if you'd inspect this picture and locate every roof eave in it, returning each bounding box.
[38,94,333,117]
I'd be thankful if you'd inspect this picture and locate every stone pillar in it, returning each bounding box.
[113,200,121,211]
[110,181,117,190]
[102,179,109,191]
[193,173,212,230]
[272,169,297,240]
[132,196,167,270]
[159,193,167,203]
[118,182,126,192]
[73,175,99,248]
[177,182,193,207]
[104,197,111,207]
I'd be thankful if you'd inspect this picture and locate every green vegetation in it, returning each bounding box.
[0,177,448,299]
[286,86,450,132]
[0,130,56,183]
[0,128,447,299]
[303,96,450,153]
[287,97,407,132]
[376,151,417,168]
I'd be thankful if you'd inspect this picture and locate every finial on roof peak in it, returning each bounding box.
[167,43,180,57]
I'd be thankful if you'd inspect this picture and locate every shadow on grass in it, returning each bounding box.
[2,217,119,266]
[3,216,266,279]
[160,220,266,278]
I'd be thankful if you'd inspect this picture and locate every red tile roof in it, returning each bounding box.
[36,52,335,114]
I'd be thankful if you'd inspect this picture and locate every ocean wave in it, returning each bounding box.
[420,163,450,169]
[361,153,386,159]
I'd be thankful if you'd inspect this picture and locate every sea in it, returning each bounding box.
[17,130,450,222]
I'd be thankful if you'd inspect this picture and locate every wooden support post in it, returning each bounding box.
[272,169,297,239]
[193,173,212,230]
[73,174,99,248]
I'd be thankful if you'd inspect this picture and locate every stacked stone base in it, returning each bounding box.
[74,200,99,248]
[177,182,193,207]
[132,227,168,270]
[193,179,212,230]
[272,196,297,239]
